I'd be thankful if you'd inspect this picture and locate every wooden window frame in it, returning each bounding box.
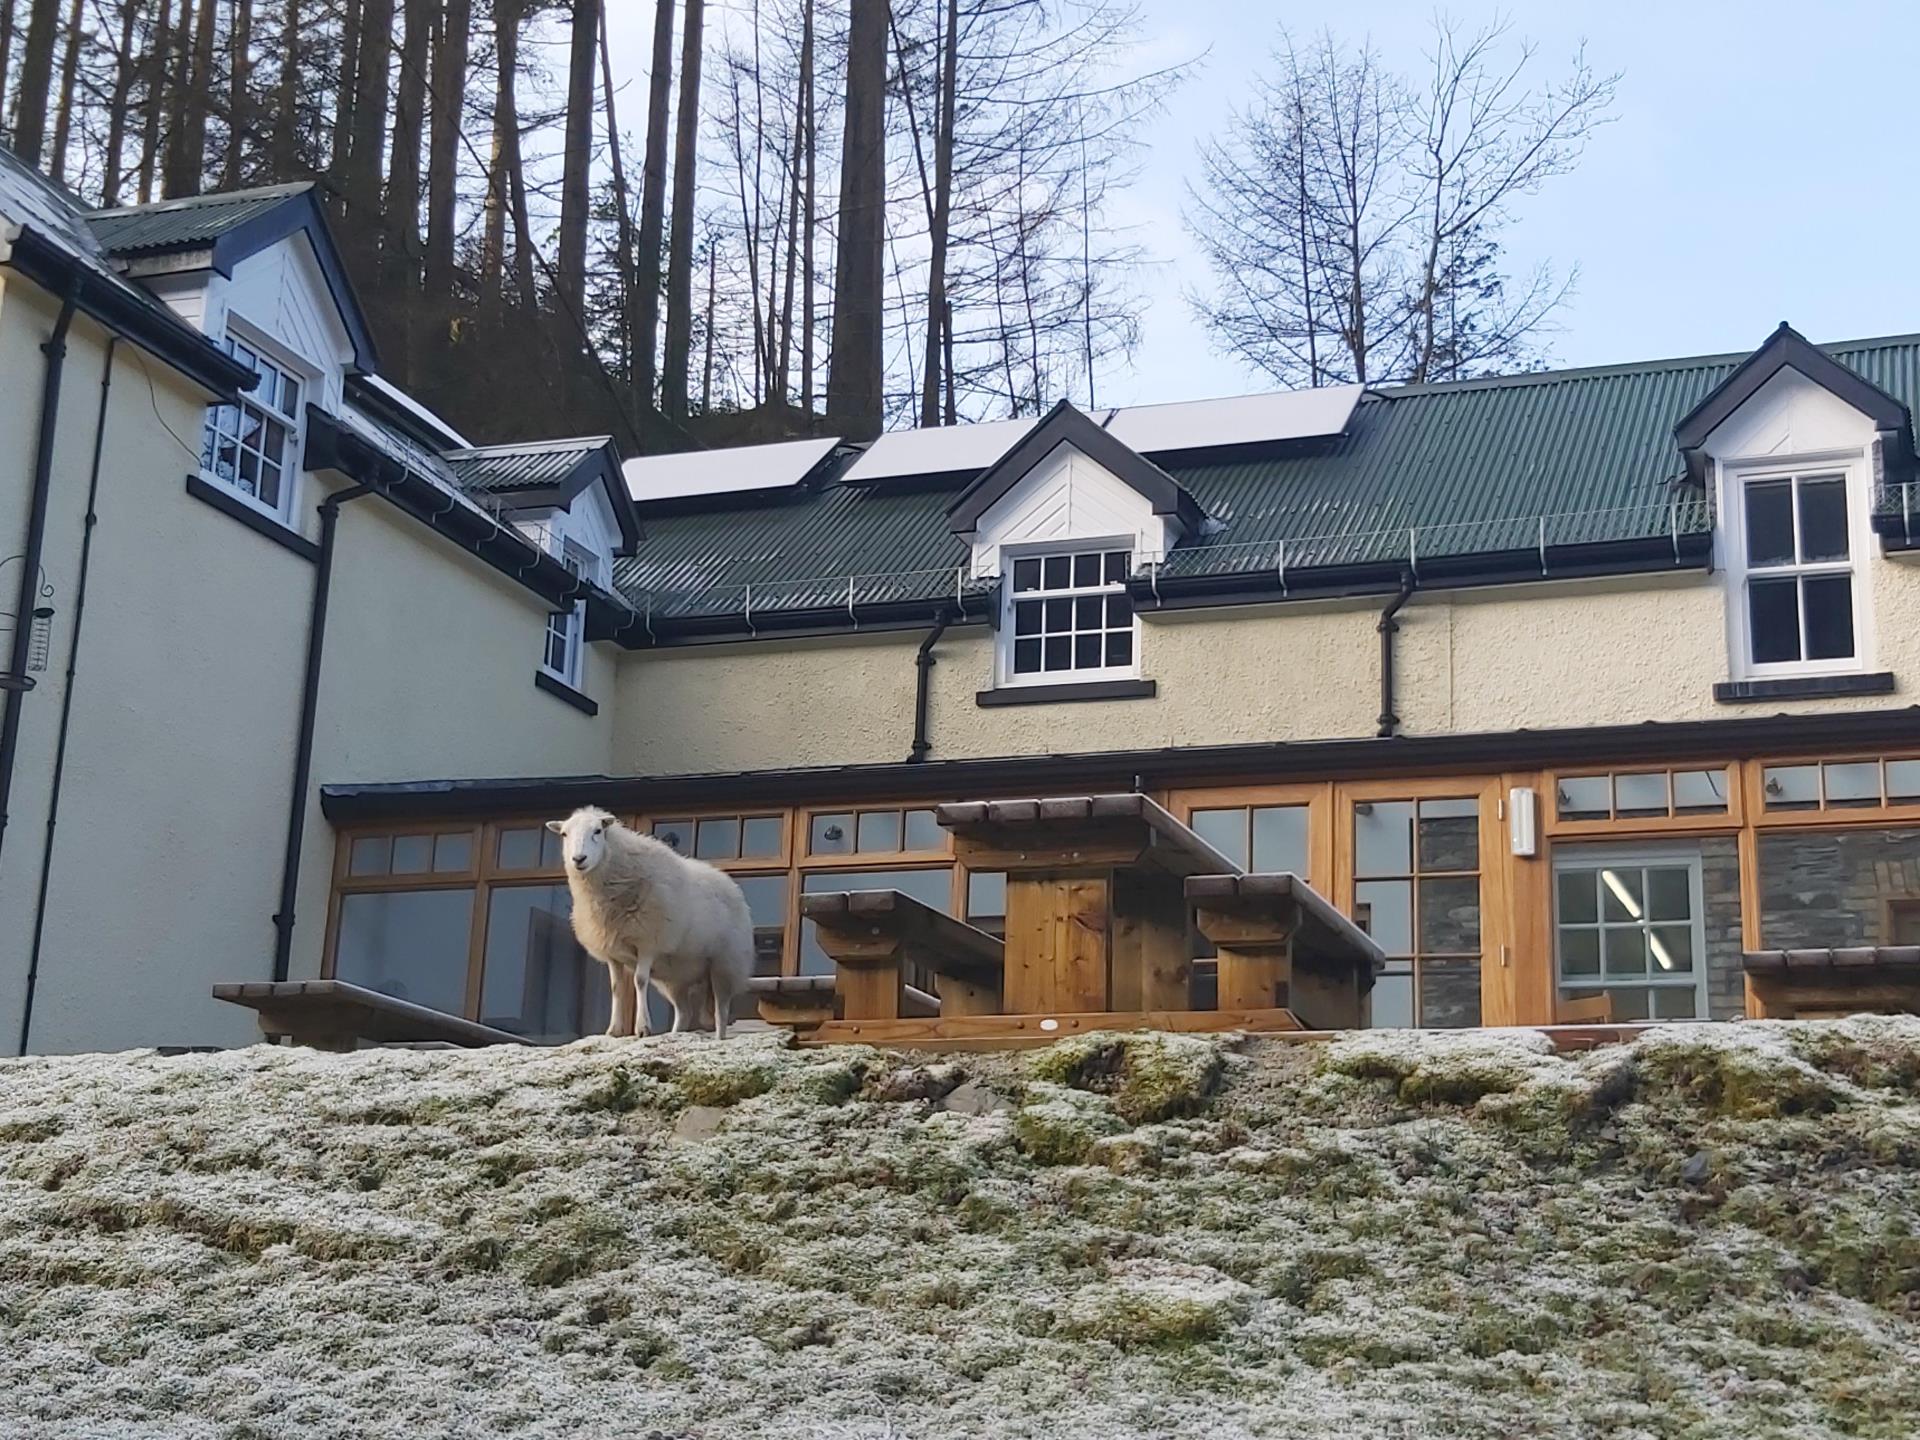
[1545,763,1746,838]
[1747,751,1920,829]
[1169,782,1335,886]
[643,810,794,869]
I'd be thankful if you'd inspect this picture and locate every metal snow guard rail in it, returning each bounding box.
[618,564,997,624]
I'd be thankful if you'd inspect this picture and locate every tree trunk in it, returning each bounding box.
[774,61,803,406]
[164,0,216,196]
[479,0,516,312]
[489,0,537,309]
[343,0,394,278]
[556,0,599,313]
[271,0,301,176]
[48,0,84,182]
[631,0,674,410]
[330,0,361,183]
[918,0,956,427]
[798,0,814,416]
[701,235,715,412]
[422,0,468,298]
[136,0,173,201]
[598,2,636,391]
[223,0,252,187]
[101,0,143,203]
[660,0,703,420]
[0,4,16,143]
[382,0,431,376]
[13,0,62,163]
[826,0,888,439]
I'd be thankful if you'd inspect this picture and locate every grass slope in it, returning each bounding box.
[3,1021,1920,1438]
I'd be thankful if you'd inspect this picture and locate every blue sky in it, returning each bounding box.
[1096,0,1920,404]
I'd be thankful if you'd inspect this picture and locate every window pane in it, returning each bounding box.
[1745,479,1795,565]
[1416,799,1478,872]
[1556,869,1598,925]
[1798,477,1850,562]
[433,832,473,873]
[1649,924,1694,975]
[1559,928,1600,977]
[966,871,1006,928]
[1105,594,1132,626]
[1355,801,1414,878]
[497,827,542,870]
[810,813,854,855]
[1354,879,1412,954]
[542,828,563,868]
[1190,809,1250,871]
[1803,574,1855,661]
[1600,867,1644,921]
[335,888,474,1016]
[1419,959,1481,1029]
[652,820,690,852]
[1824,762,1881,808]
[1557,776,1611,820]
[1074,634,1102,668]
[1043,636,1071,671]
[481,885,595,1042]
[1014,600,1042,636]
[1074,595,1104,628]
[1672,769,1729,814]
[1251,806,1310,878]
[1013,558,1041,592]
[1888,761,1920,802]
[1104,631,1132,667]
[903,809,942,851]
[856,810,901,853]
[1044,598,1072,630]
[1074,552,1102,586]
[390,835,432,875]
[1418,876,1480,955]
[1603,926,1648,976]
[1651,986,1701,1020]
[1646,866,1692,922]
[741,816,783,858]
[1748,578,1801,663]
[348,836,390,876]
[1605,987,1651,1021]
[733,875,789,979]
[1043,555,1071,588]
[1763,765,1820,810]
[1614,772,1669,818]
[695,816,741,860]
[800,867,952,976]
[1013,639,1041,674]
[1370,967,1414,1029]
[1104,551,1129,582]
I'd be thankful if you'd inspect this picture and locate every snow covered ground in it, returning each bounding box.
[3,1021,1918,1438]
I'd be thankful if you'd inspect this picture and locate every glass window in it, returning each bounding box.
[1188,804,1310,878]
[810,813,854,855]
[389,835,433,874]
[856,810,901,854]
[1004,546,1134,681]
[348,835,391,877]
[903,809,943,852]
[542,541,596,688]
[200,334,304,517]
[1824,762,1882,808]
[1762,765,1821,811]
[1672,770,1729,815]
[733,874,790,979]
[432,831,474,873]
[741,816,784,858]
[481,885,602,1042]
[1353,797,1480,1028]
[799,868,953,976]
[1555,770,1729,822]
[497,826,546,870]
[1736,470,1860,672]
[335,888,475,1016]
[1555,848,1705,1021]
[653,820,691,852]
[696,816,742,860]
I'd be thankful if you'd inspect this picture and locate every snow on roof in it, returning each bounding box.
[839,415,1038,483]
[623,436,840,501]
[1106,384,1363,453]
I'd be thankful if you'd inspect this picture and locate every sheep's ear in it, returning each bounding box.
[545,820,565,834]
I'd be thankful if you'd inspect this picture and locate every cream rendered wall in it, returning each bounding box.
[0,281,311,1054]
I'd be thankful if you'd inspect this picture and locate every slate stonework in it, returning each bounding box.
[1759,827,1920,952]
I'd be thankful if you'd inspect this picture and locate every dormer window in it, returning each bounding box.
[542,539,600,687]
[201,330,307,522]
[1003,544,1136,683]
[1724,459,1872,678]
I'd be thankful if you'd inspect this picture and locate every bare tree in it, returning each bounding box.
[100,0,144,203]
[660,0,702,419]
[423,0,470,298]
[631,0,674,409]
[13,0,61,162]
[826,0,887,438]
[47,0,81,181]
[556,0,598,312]
[224,0,254,187]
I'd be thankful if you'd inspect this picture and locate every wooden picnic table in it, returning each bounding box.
[1744,946,1920,1018]
[213,979,533,1050]
[1186,872,1385,1031]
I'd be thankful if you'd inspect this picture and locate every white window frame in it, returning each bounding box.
[996,538,1139,688]
[1720,451,1876,680]
[1553,842,1709,1021]
[199,317,313,526]
[542,539,600,688]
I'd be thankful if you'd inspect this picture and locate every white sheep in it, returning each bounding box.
[546,806,754,1039]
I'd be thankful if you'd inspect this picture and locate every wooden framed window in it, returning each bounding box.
[1548,766,1738,834]
[650,812,790,866]
[1751,754,1920,826]
[802,806,946,861]
[1554,844,1708,1021]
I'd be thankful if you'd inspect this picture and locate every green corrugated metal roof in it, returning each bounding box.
[86,183,314,254]
[613,334,1920,620]
[445,439,615,496]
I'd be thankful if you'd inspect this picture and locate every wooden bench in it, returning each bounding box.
[798,889,1005,1022]
[1744,946,1920,1019]
[1186,872,1384,1031]
[213,980,533,1051]
[936,794,1239,1015]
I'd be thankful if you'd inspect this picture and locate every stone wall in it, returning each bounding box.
[1758,827,1920,951]
[1701,837,1745,1022]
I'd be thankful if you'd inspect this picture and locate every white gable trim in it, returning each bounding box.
[968,440,1180,577]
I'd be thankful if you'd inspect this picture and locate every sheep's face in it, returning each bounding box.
[547,806,616,875]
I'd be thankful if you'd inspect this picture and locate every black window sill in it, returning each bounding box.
[976,678,1156,707]
[535,669,599,716]
[1713,672,1895,704]
[185,473,320,561]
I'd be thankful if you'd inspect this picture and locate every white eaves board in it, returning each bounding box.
[1106,384,1363,453]
[624,436,839,500]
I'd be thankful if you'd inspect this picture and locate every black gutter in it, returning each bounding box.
[907,606,959,762]
[18,337,118,1057]
[587,588,991,648]
[319,703,1920,825]
[3,227,254,400]
[1376,572,1415,738]
[0,278,80,883]
[271,482,372,982]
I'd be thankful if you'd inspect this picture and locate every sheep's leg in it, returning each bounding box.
[606,964,636,1039]
[665,982,693,1034]
[632,963,655,1037]
[711,974,731,1043]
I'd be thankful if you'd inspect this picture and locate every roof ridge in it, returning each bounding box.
[86,181,315,218]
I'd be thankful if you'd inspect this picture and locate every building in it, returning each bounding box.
[3,144,1919,1053]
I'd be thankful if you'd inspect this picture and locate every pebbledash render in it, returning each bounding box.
[4,142,1920,1054]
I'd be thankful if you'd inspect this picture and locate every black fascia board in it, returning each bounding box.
[320,703,1920,825]
[5,227,256,400]
[948,398,1204,534]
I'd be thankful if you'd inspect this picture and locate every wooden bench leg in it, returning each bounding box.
[1004,875,1111,1013]
[1111,876,1190,1011]
[934,972,1002,1017]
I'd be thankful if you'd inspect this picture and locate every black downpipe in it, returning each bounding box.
[0,281,81,875]
[271,483,372,981]
[907,606,958,763]
[1375,572,1416,739]
[17,338,119,1057]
